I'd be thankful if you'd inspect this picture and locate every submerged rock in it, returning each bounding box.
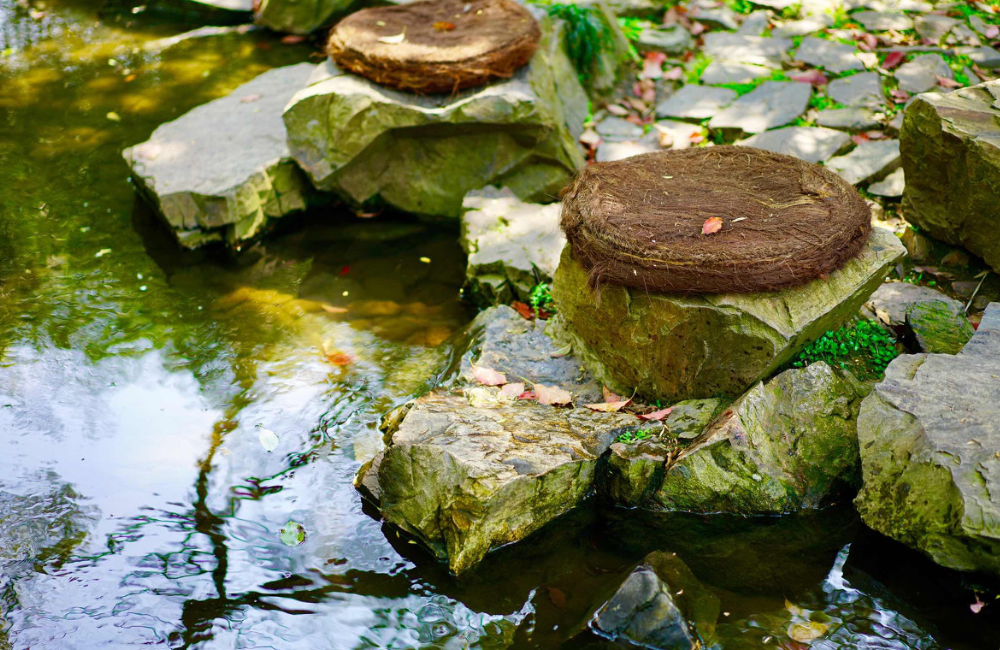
[652,362,869,515]
[901,80,1000,273]
[460,188,565,306]
[591,551,720,649]
[855,303,1000,576]
[123,63,316,249]
[357,390,634,574]
[551,228,905,402]
[283,17,587,219]
[254,0,352,35]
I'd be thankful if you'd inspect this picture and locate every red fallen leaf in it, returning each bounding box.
[702,217,723,235]
[547,586,567,608]
[644,51,667,65]
[281,34,308,44]
[971,594,986,614]
[472,365,507,386]
[857,33,877,51]
[664,66,684,80]
[789,69,828,86]
[326,352,355,366]
[518,390,537,400]
[642,52,666,79]
[882,51,906,70]
[689,133,705,143]
[512,301,534,320]
[339,265,350,276]
[433,21,456,31]
[986,25,999,39]
[851,133,869,145]
[689,21,705,35]
[535,383,573,406]
[890,89,911,103]
[501,382,526,399]
[603,386,624,402]
[638,406,674,421]
[936,75,963,89]
[585,399,632,412]
[606,103,629,116]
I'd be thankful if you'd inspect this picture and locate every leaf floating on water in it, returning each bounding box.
[547,586,567,608]
[326,352,355,366]
[279,521,306,547]
[702,217,723,235]
[472,365,507,386]
[535,383,572,406]
[638,406,673,421]
[258,427,279,453]
[106,111,121,122]
[788,621,828,642]
[971,594,986,614]
[433,21,456,31]
[500,382,526,399]
[378,30,406,44]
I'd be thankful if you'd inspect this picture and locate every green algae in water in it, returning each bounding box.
[792,319,899,380]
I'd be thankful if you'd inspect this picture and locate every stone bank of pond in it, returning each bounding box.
[0,1,997,648]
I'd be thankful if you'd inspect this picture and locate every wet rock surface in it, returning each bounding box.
[254,0,352,35]
[123,62,317,248]
[856,303,1000,576]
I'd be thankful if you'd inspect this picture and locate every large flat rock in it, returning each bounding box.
[794,36,865,73]
[551,228,905,402]
[283,18,587,219]
[900,80,1000,273]
[827,71,885,108]
[708,81,811,133]
[826,139,900,185]
[855,303,1000,576]
[738,126,851,163]
[123,63,316,249]
[702,33,791,67]
[895,54,953,94]
[254,0,353,34]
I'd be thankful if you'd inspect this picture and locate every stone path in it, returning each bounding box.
[593,0,1000,202]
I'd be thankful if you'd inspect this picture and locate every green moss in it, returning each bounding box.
[725,0,755,15]
[791,319,899,380]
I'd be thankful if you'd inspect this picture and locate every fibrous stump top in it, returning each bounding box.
[327,0,541,94]
[560,147,872,294]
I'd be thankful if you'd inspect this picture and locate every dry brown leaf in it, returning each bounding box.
[500,382,526,399]
[472,365,507,386]
[584,399,631,412]
[535,383,572,406]
[638,406,674,421]
[702,217,723,235]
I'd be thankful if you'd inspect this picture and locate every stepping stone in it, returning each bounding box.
[868,167,905,196]
[825,139,901,185]
[122,62,317,249]
[700,61,773,84]
[596,116,644,140]
[736,10,771,36]
[703,33,792,67]
[596,135,661,162]
[828,71,886,107]
[738,126,851,163]
[795,36,864,73]
[653,119,704,149]
[771,14,833,37]
[914,13,959,42]
[656,85,737,119]
[816,106,882,130]
[852,11,913,31]
[637,25,694,54]
[708,81,811,133]
[691,4,740,30]
[895,53,953,93]
[955,45,1000,69]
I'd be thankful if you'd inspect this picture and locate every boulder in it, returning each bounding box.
[900,80,1000,273]
[862,281,964,329]
[855,303,1000,576]
[356,390,634,573]
[550,228,905,402]
[254,0,352,35]
[123,63,316,249]
[283,16,587,219]
[652,362,869,515]
[591,551,720,649]
[906,299,975,354]
[460,188,565,305]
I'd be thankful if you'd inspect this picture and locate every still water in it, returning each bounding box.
[0,1,998,648]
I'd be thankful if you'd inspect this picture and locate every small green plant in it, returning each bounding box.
[943,53,974,86]
[617,428,656,444]
[725,0,755,15]
[780,3,801,20]
[685,52,712,85]
[618,16,645,42]
[529,282,555,317]
[808,93,844,112]
[792,319,899,380]
[544,3,614,85]
[827,5,853,29]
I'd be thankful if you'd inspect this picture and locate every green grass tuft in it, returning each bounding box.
[529,282,555,317]
[544,3,614,85]
[617,428,657,444]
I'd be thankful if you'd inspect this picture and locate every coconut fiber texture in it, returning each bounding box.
[327,0,541,94]
[560,146,872,294]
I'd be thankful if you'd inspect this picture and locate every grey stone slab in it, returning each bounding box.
[867,167,905,196]
[736,10,771,36]
[708,81,812,133]
[852,10,913,31]
[596,132,661,162]
[596,116,645,140]
[700,61,773,84]
[771,14,833,37]
[955,45,1000,69]
[738,126,852,163]
[862,281,962,327]
[861,0,932,10]
[825,138,901,184]
[691,5,740,30]
[703,33,793,66]
[950,23,982,46]
[656,85,738,119]
[816,106,882,130]
[637,25,694,54]
[795,36,865,73]
[888,110,904,131]
[828,71,886,107]
[970,15,997,38]
[895,53,953,93]
[914,14,960,42]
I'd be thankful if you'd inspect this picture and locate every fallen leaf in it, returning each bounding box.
[889,88,911,103]
[638,406,674,421]
[971,594,986,613]
[664,66,684,80]
[512,301,534,320]
[605,103,629,116]
[690,21,705,35]
[857,33,878,51]
[603,386,624,402]
[258,427,279,453]
[585,399,632,412]
[321,304,349,314]
[547,586,567,608]
[326,352,355,366]
[241,94,262,103]
[936,74,963,88]
[789,69,828,85]
[535,383,572,406]
[642,57,665,79]
[549,344,572,358]
[472,365,507,386]
[518,390,537,400]
[378,30,406,44]
[124,73,137,83]
[987,25,1000,39]
[106,111,121,122]
[702,217,723,235]
[851,133,870,145]
[501,382,526,398]
[881,51,906,70]
[789,621,828,642]
[279,521,306,546]
[281,34,308,44]
[433,21,456,31]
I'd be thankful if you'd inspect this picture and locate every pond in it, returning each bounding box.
[0,1,997,648]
